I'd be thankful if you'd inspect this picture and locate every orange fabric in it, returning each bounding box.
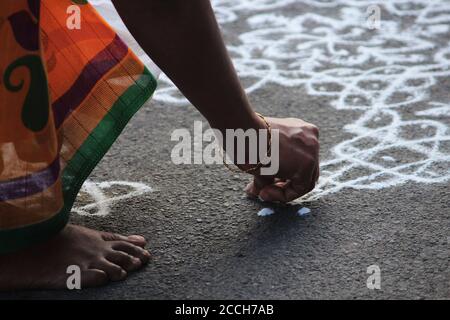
[0,0,156,251]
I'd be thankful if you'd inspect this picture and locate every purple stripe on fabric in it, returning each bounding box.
[52,35,128,128]
[0,157,60,201]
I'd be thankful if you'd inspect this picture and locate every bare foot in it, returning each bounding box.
[0,224,150,291]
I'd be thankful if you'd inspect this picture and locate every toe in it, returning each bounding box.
[111,241,151,265]
[81,269,109,288]
[101,232,147,248]
[106,251,142,272]
[126,235,147,248]
[91,259,127,282]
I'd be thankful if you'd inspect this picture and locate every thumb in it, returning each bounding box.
[244,175,274,198]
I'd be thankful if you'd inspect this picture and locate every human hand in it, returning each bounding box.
[245,117,320,203]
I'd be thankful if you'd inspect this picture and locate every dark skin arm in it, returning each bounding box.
[111,0,320,202]
[111,0,261,133]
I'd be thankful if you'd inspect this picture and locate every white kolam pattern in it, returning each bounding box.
[78,1,449,214]
[72,181,154,216]
[156,0,450,200]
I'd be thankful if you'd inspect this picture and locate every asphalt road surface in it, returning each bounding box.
[2,0,449,299]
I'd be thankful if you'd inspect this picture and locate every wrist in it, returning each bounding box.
[209,110,266,134]
[213,112,271,173]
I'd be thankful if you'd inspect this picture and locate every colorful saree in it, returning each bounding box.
[0,0,157,254]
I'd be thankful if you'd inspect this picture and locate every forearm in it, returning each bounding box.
[111,0,262,132]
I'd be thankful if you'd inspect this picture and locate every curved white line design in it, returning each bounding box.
[154,0,450,199]
[72,180,153,216]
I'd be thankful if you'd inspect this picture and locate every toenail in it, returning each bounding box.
[128,235,145,241]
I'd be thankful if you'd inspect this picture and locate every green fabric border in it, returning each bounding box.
[0,67,157,255]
